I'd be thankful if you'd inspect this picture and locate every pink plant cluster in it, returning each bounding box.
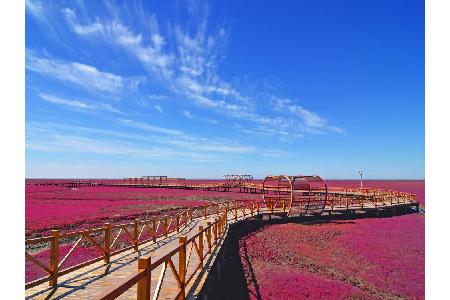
[26,243,103,282]
[239,214,424,299]
[253,268,376,300]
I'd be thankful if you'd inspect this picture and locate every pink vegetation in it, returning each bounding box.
[26,243,103,282]
[240,214,424,299]
[26,185,259,236]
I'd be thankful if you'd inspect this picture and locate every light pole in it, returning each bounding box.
[358,171,363,191]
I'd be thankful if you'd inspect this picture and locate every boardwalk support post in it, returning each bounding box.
[198,226,204,267]
[137,257,151,300]
[213,219,218,244]
[49,230,60,286]
[104,223,111,263]
[164,218,168,238]
[152,218,157,243]
[134,219,139,251]
[206,222,212,253]
[177,236,187,300]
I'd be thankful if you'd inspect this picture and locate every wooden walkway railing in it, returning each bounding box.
[97,213,228,300]
[25,201,238,289]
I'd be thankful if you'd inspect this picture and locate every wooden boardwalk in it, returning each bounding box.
[25,210,248,300]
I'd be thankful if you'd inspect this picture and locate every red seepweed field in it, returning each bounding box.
[234,180,425,300]
[237,213,424,300]
[25,179,424,298]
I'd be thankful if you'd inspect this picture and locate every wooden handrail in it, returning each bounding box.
[96,214,229,300]
[25,202,231,288]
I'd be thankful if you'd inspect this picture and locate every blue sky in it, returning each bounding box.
[25,0,424,179]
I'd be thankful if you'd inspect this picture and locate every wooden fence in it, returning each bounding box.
[25,201,245,289]
[97,213,229,300]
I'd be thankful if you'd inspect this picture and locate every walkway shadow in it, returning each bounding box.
[207,207,419,299]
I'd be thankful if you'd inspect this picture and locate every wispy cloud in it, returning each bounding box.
[58,119,252,155]
[148,94,167,100]
[118,119,184,136]
[154,105,163,113]
[39,93,123,114]
[182,110,193,118]
[39,93,94,110]
[272,96,344,134]
[63,7,174,79]
[117,118,230,152]
[25,0,45,21]
[26,122,219,161]
[26,122,261,162]
[97,102,124,115]
[182,110,217,124]
[61,4,252,117]
[26,50,141,95]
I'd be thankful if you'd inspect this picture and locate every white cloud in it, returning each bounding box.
[272,96,344,134]
[25,0,45,20]
[130,120,254,153]
[148,94,167,100]
[39,93,123,114]
[154,105,163,113]
[63,8,174,78]
[273,97,325,127]
[164,138,254,154]
[62,5,251,118]
[97,102,124,114]
[182,110,218,125]
[182,110,193,118]
[26,122,258,161]
[118,119,184,136]
[26,51,138,94]
[26,131,195,159]
[39,93,94,109]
